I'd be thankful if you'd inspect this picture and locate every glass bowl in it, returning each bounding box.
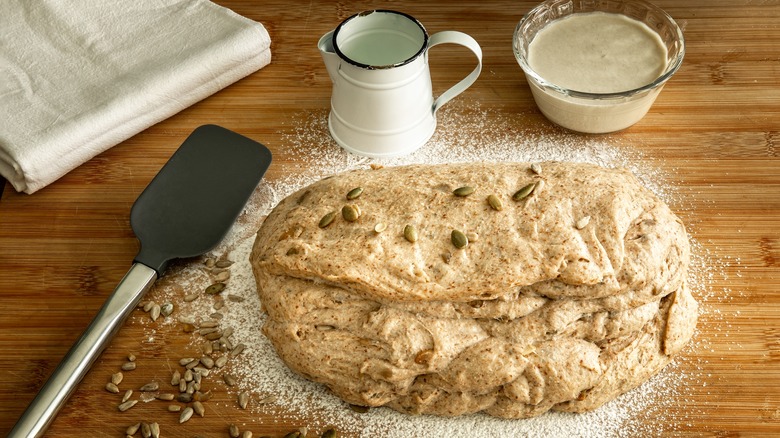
[513,0,685,134]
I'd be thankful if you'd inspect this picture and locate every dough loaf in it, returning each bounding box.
[250,162,697,418]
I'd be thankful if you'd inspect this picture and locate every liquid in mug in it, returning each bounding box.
[339,31,421,66]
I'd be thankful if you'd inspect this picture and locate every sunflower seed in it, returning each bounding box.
[242,432,253,438]
[453,186,475,197]
[179,406,194,423]
[223,373,237,387]
[184,369,194,382]
[177,393,192,403]
[451,229,468,249]
[512,182,536,201]
[140,382,159,392]
[179,379,187,392]
[200,356,215,369]
[231,343,246,357]
[184,293,199,302]
[168,404,181,412]
[105,382,120,394]
[121,362,136,371]
[205,282,226,295]
[126,423,141,435]
[341,204,360,222]
[321,428,338,438]
[348,404,369,413]
[118,399,138,412]
[158,302,174,317]
[575,216,591,230]
[122,389,133,403]
[222,327,234,338]
[214,270,230,282]
[193,366,210,377]
[210,312,224,320]
[258,394,278,404]
[203,341,213,355]
[193,370,202,384]
[238,391,249,409]
[403,224,418,243]
[127,353,136,362]
[229,424,240,438]
[215,355,228,368]
[215,259,234,268]
[111,372,124,386]
[150,422,160,438]
[157,392,175,401]
[213,299,225,309]
[150,304,161,321]
[171,370,181,386]
[141,422,151,438]
[190,400,205,417]
[530,163,542,175]
[185,358,200,369]
[199,327,219,335]
[346,187,364,200]
[204,330,223,341]
[143,301,155,312]
[318,211,337,228]
[200,320,219,328]
[227,294,245,302]
[487,194,503,211]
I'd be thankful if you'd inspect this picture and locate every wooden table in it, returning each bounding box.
[1,1,778,436]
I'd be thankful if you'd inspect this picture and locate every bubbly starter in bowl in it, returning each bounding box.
[528,12,668,93]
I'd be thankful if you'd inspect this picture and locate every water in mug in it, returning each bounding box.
[339,30,421,66]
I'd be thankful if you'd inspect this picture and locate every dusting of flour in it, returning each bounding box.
[144,103,713,437]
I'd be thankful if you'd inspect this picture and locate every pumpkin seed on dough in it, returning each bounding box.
[512,183,536,201]
[346,187,364,200]
[403,224,418,243]
[318,211,337,228]
[487,194,503,211]
[451,230,468,249]
[453,186,475,197]
[575,216,591,230]
[530,163,542,175]
[342,204,360,222]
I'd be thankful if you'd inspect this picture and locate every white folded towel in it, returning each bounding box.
[0,0,271,194]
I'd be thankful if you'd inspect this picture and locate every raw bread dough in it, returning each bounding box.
[250,162,697,418]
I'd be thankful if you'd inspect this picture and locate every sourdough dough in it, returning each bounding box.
[250,162,697,418]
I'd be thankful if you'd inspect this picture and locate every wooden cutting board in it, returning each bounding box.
[1,1,778,437]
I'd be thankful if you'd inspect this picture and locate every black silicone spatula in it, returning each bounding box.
[10,124,272,438]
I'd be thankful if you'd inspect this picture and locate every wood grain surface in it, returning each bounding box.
[1,1,778,437]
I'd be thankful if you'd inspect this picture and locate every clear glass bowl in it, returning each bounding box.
[513,0,685,134]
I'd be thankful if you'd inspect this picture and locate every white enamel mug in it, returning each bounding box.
[319,10,482,157]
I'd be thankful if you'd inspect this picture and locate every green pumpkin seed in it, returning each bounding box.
[512,183,536,201]
[451,229,468,249]
[342,204,360,222]
[346,187,363,200]
[318,211,337,228]
[403,224,418,243]
[453,186,475,197]
[487,194,503,211]
[205,282,226,295]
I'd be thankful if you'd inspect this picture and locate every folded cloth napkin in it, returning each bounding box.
[0,0,271,194]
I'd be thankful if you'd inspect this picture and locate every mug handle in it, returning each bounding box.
[428,31,483,115]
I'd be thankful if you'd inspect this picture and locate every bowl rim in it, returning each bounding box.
[513,0,685,100]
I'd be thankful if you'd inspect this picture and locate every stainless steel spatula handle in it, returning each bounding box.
[9,263,157,438]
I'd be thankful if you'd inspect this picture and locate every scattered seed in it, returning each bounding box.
[194,390,212,402]
[283,432,300,438]
[487,194,503,211]
[451,229,468,249]
[143,301,155,312]
[238,391,249,409]
[126,423,141,435]
[205,282,226,295]
[231,343,246,357]
[346,187,364,200]
[453,186,475,197]
[140,382,159,392]
[118,399,138,412]
[374,222,387,233]
[215,259,234,269]
[227,294,245,302]
[213,299,225,310]
[179,406,194,423]
[204,331,223,341]
[193,370,202,384]
[318,211,337,228]
[258,395,278,404]
[199,327,219,335]
[157,392,175,401]
[179,378,187,392]
[348,404,369,413]
[200,320,219,328]
[111,372,124,386]
[200,356,215,369]
[192,400,205,417]
[403,224,418,243]
[210,312,224,320]
[121,362,136,371]
[150,303,161,321]
[186,381,196,394]
[242,432,253,438]
[215,355,228,368]
[177,393,192,403]
[149,422,160,438]
[229,424,240,438]
[341,204,360,222]
[512,182,536,201]
[122,389,133,403]
[185,358,200,369]
[193,366,211,377]
[141,422,151,438]
[530,162,542,175]
[223,373,237,387]
[204,257,216,268]
[214,270,231,282]
[160,302,174,317]
[321,428,338,438]
[171,370,181,386]
[184,293,199,302]
[105,382,120,394]
[168,404,181,412]
[576,216,591,230]
[222,327,234,338]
